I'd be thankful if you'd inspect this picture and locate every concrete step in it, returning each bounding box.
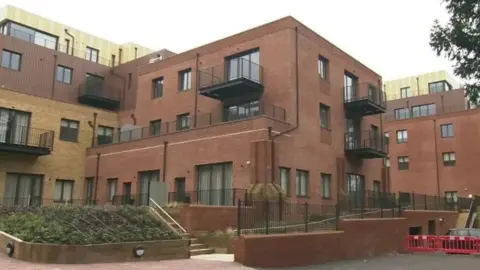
[190,243,208,250]
[190,238,199,244]
[190,248,215,256]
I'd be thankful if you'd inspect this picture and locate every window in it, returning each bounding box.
[0,108,31,145]
[396,130,408,143]
[107,178,117,201]
[398,156,409,170]
[111,54,116,66]
[443,152,456,166]
[227,50,260,82]
[384,132,390,144]
[1,50,21,71]
[85,47,99,63]
[318,56,329,80]
[128,73,132,89]
[176,113,190,131]
[4,173,43,206]
[150,119,162,136]
[400,87,412,98]
[344,73,358,102]
[296,170,309,197]
[138,170,160,205]
[441,124,454,138]
[319,103,330,129]
[412,104,436,117]
[85,177,94,203]
[197,163,233,205]
[384,158,391,167]
[394,108,410,120]
[224,100,260,121]
[6,22,57,49]
[97,125,114,145]
[445,191,458,203]
[279,167,290,195]
[59,119,79,142]
[373,181,381,194]
[346,174,364,193]
[54,179,74,202]
[429,81,451,93]
[56,65,72,84]
[152,77,164,98]
[321,173,332,199]
[179,69,192,91]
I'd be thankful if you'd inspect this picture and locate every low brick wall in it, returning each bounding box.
[234,210,458,268]
[180,205,238,232]
[0,231,189,264]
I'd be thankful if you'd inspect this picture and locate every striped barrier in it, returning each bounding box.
[406,235,480,254]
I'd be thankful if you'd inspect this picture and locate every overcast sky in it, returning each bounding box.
[0,0,454,81]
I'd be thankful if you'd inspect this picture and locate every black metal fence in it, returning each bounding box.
[167,189,247,206]
[111,194,149,206]
[198,58,263,89]
[344,129,389,153]
[0,124,55,150]
[343,83,387,108]
[0,197,96,208]
[397,192,470,211]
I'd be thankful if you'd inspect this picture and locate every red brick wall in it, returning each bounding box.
[179,205,238,232]
[234,210,458,268]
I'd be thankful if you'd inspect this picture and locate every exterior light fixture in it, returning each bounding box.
[133,245,145,257]
[468,194,473,198]
[5,243,14,257]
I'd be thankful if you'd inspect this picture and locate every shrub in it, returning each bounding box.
[0,205,181,244]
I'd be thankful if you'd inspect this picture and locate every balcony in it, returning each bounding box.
[0,124,54,156]
[345,130,388,159]
[198,58,264,101]
[93,102,286,147]
[344,83,387,118]
[78,79,121,110]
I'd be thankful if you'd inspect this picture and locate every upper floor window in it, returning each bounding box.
[398,156,409,170]
[412,103,436,118]
[394,108,410,120]
[227,50,260,82]
[56,65,73,84]
[97,125,114,145]
[344,73,358,102]
[5,22,57,50]
[396,130,408,143]
[152,77,164,98]
[443,152,456,166]
[179,69,192,91]
[319,103,330,129]
[176,113,190,131]
[279,167,290,196]
[429,81,451,93]
[60,118,79,142]
[150,119,162,136]
[224,100,260,121]
[86,47,99,63]
[1,50,21,71]
[400,87,412,98]
[318,56,329,80]
[441,123,454,138]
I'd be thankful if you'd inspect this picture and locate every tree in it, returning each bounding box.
[430,0,480,103]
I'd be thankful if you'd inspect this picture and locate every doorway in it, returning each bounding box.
[174,177,186,203]
[122,182,132,205]
[409,226,423,235]
[428,220,436,235]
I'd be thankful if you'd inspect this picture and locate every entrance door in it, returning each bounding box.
[122,182,132,205]
[174,177,186,203]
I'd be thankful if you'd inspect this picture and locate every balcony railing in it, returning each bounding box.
[198,58,264,101]
[94,103,286,147]
[78,79,121,110]
[0,123,54,155]
[344,83,387,117]
[167,189,247,206]
[384,104,470,122]
[345,129,388,158]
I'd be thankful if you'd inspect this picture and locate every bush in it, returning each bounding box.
[0,205,181,244]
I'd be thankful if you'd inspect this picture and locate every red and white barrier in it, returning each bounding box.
[405,235,480,254]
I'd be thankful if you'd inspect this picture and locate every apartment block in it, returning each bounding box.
[84,16,388,205]
[384,70,460,101]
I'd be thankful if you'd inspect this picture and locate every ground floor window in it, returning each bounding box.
[197,162,233,205]
[3,173,43,206]
[138,170,160,206]
[54,179,74,202]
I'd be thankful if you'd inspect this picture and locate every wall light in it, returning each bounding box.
[133,245,145,257]
[5,243,14,257]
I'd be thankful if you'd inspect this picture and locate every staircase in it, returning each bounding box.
[149,199,214,256]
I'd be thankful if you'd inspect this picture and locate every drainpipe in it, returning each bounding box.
[64,29,75,56]
[416,77,420,95]
[433,119,441,197]
[94,153,101,203]
[194,53,200,128]
[51,54,57,99]
[88,112,98,147]
[130,113,137,125]
[162,141,168,182]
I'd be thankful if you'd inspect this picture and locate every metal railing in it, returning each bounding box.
[94,103,286,147]
[78,79,121,102]
[149,198,187,235]
[397,192,470,211]
[387,88,458,101]
[2,27,114,66]
[384,104,471,122]
[0,197,94,208]
[167,189,247,206]
[111,194,150,206]
[0,124,54,150]
[198,58,264,89]
[344,83,387,108]
[345,129,389,153]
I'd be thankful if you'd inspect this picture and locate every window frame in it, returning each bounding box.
[443,152,456,166]
[150,119,162,136]
[55,65,73,84]
[318,56,329,80]
[441,123,454,138]
[321,173,332,199]
[85,46,99,63]
[400,86,412,98]
[59,118,80,142]
[107,178,118,202]
[398,156,409,170]
[1,49,22,71]
[54,179,74,202]
[179,69,192,91]
[319,103,330,129]
[396,129,408,143]
[176,113,190,131]
[97,125,114,145]
[279,167,291,196]
[295,169,309,197]
[412,103,436,118]
[394,108,410,120]
[152,77,164,98]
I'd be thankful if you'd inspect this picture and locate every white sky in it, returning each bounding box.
[0,0,454,81]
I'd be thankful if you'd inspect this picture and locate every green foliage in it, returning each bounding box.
[430,0,480,103]
[0,205,181,244]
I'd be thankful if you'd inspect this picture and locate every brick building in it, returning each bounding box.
[85,16,388,205]
[384,78,480,200]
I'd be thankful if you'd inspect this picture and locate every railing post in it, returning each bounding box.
[335,203,340,231]
[233,189,236,206]
[397,199,401,217]
[237,199,241,236]
[264,199,270,235]
[412,192,416,210]
[304,203,309,232]
[424,193,428,210]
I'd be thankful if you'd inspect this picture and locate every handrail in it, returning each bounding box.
[465,197,476,228]
[149,198,187,234]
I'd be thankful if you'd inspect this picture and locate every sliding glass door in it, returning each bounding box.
[0,108,30,145]
[197,162,233,205]
[3,173,43,206]
[138,170,160,206]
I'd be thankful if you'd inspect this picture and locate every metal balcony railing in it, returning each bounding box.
[344,83,387,108]
[198,58,264,89]
[0,123,54,150]
[78,79,121,102]
[345,129,388,153]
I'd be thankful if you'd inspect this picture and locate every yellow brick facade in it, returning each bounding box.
[0,87,119,200]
